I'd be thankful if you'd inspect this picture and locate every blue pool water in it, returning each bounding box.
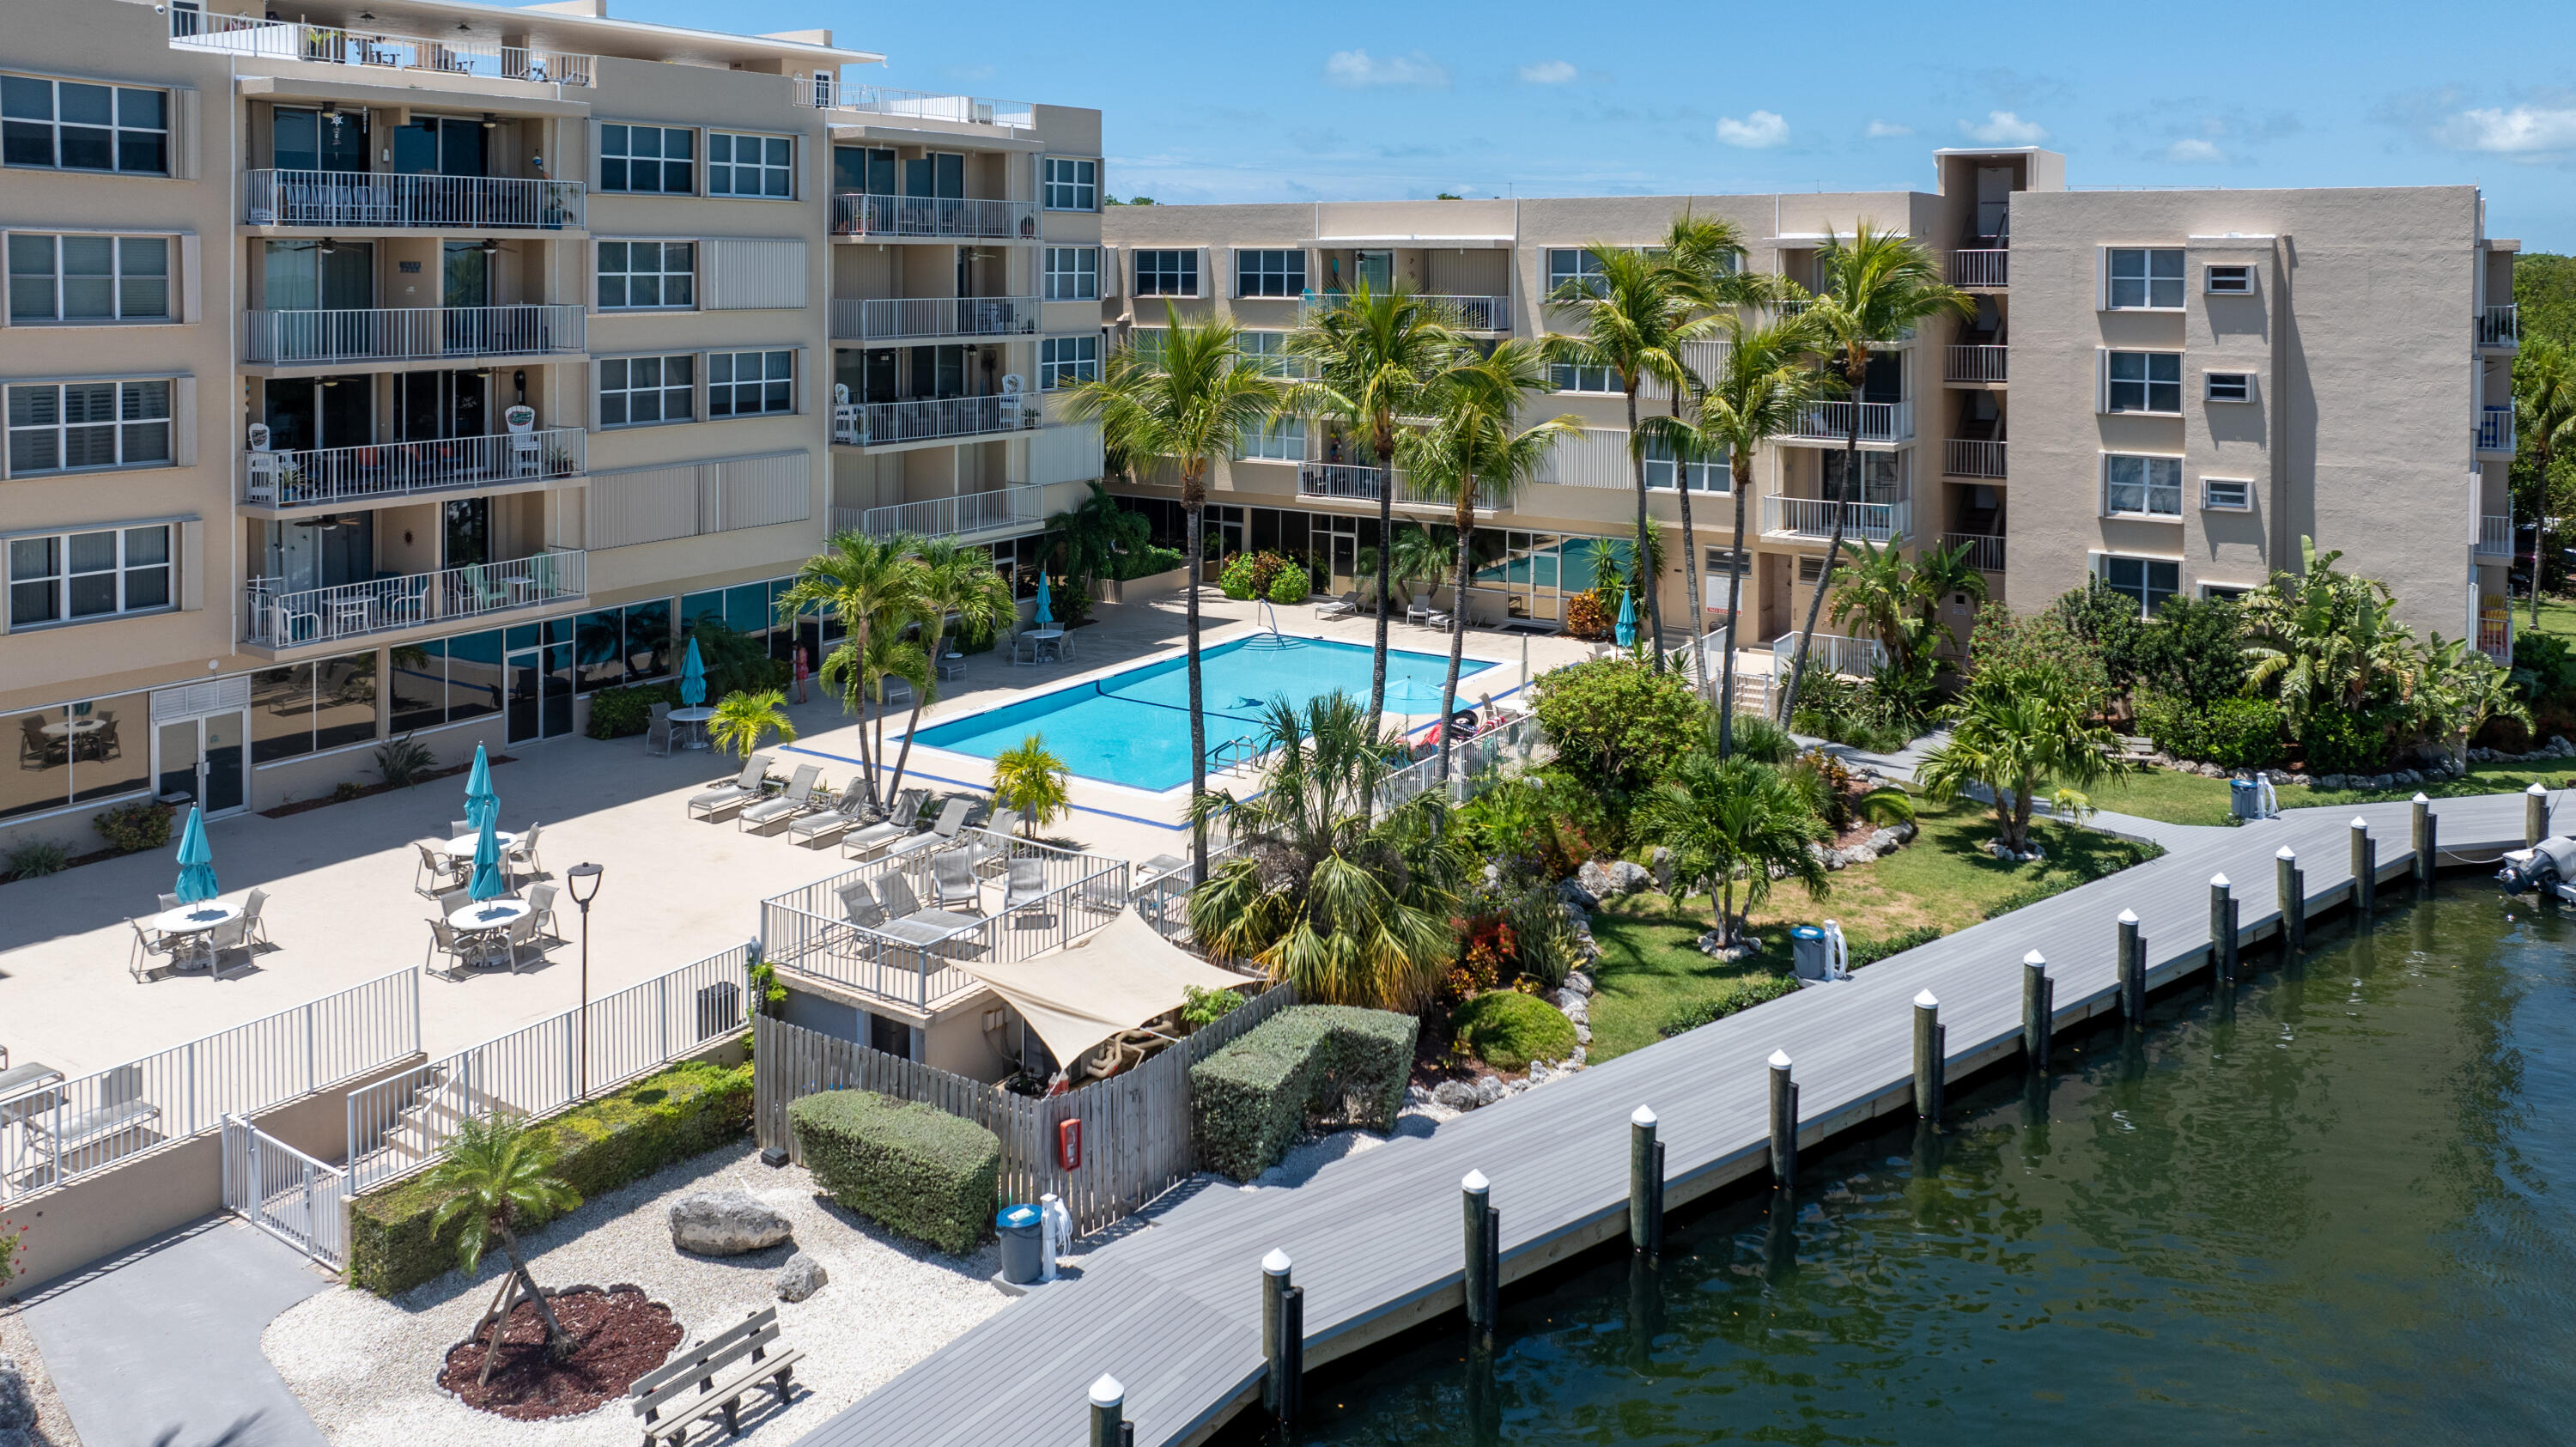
[912,635,1498,791]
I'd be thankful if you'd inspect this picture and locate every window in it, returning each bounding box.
[708,350,793,417]
[1043,246,1098,301]
[8,524,170,628]
[1043,157,1097,211]
[2200,583,2251,601]
[251,651,377,764]
[598,125,693,194]
[2202,478,2251,512]
[2100,555,2179,614]
[2205,371,2251,403]
[1235,248,1306,298]
[9,234,170,323]
[1239,415,1305,460]
[1238,331,1303,378]
[0,689,150,820]
[1546,248,1607,299]
[2105,351,2182,414]
[1550,362,1622,393]
[2106,247,2184,308]
[834,145,896,195]
[7,380,171,476]
[598,354,695,427]
[1643,435,1726,492]
[1,76,167,174]
[1038,335,1097,391]
[2205,264,2253,295]
[1130,328,1167,369]
[1797,554,1835,585]
[597,241,694,310]
[708,131,792,198]
[1133,250,1198,297]
[2105,454,2182,518]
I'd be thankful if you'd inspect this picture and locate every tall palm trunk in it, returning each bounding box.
[1369,415,1395,721]
[1781,365,1865,725]
[1184,472,1210,886]
[1672,391,1709,699]
[497,1225,572,1359]
[1717,451,1753,758]
[1437,495,1474,792]
[885,616,943,805]
[1625,384,1663,669]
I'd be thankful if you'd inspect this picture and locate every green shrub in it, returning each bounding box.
[347,1058,751,1297]
[586,682,683,739]
[1657,975,1799,1037]
[1529,659,1703,797]
[1449,990,1576,1072]
[1848,924,1942,968]
[374,733,438,787]
[789,1090,999,1255]
[1191,1006,1417,1181]
[92,800,173,854]
[3,840,70,880]
[1115,544,1185,581]
[1181,984,1242,1031]
[1218,553,1260,601]
[2138,692,2285,769]
[2300,708,2389,775]
[1266,563,1310,605]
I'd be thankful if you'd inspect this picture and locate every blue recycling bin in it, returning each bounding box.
[2231,778,2262,820]
[997,1203,1045,1284]
[1790,924,1829,981]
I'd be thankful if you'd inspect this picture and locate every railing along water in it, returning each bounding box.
[173,11,595,84]
[245,304,586,364]
[830,295,1040,342]
[244,169,585,229]
[829,193,1037,240]
[245,428,585,508]
[243,550,584,648]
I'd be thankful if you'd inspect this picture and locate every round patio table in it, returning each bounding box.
[39,719,104,740]
[153,900,240,971]
[1026,628,1066,663]
[668,705,716,751]
[447,898,530,932]
[428,830,519,859]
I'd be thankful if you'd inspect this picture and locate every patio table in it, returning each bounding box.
[1026,628,1065,663]
[153,900,240,971]
[667,705,716,751]
[448,898,530,932]
[428,830,520,859]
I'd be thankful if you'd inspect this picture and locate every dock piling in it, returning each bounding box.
[2209,874,2238,984]
[1089,1374,1127,1447]
[1628,1106,1664,1256]
[1767,1050,1798,1189]
[2351,818,2376,915]
[1911,991,1945,1120]
[2277,847,2304,954]
[2021,951,2052,1071]
[2529,781,2550,848]
[2117,909,2145,1024]
[1261,1249,1300,1422]
[1461,1170,1498,1341]
[2413,793,2435,898]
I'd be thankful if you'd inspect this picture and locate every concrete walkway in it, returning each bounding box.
[21,1216,330,1447]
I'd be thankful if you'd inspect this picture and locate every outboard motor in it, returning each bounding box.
[2499,836,2576,899]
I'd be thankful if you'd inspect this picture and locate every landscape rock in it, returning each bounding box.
[1573,1023,1592,1045]
[1555,991,1589,1025]
[1893,820,1918,844]
[1650,846,1673,893]
[1561,970,1595,998]
[1804,841,1828,864]
[668,1190,793,1256]
[0,1357,32,1434]
[1577,860,1616,898]
[1569,1045,1586,1065]
[1527,1061,1552,1085]
[1432,1079,1484,1111]
[1474,1075,1507,1107]
[1864,828,1900,857]
[1607,860,1652,896]
[1404,1083,1434,1110]
[2319,775,2347,791]
[1557,879,1599,912]
[1822,849,1846,871]
[775,1251,829,1303]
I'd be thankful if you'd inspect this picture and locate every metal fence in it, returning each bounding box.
[831,393,1035,446]
[173,11,596,84]
[797,78,1036,129]
[1126,836,1242,944]
[829,193,1037,240]
[244,304,586,365]
[243,427,586,508]
[242,549,586,648]
[831,295,1040,343]
[848,484,1044,541]
[243,168,586,230]
[1375,710,1543,818]
[0,968,416,1201]
[1948,248,2009,288]
[222,1116,349,1269]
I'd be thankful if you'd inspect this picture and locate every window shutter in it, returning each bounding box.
[2095,246,2109,312]
[2094,348,2107,413]
[179,520,204,611]
[586,238,601,316]
[705,239,807,310]
[1101,245,1120,299]
[1197,247,1210,298]
[175,88,199,179]
[173,375,197,466]
[179,232,203,324]
[586,357,603,429]
[795,346,809,416]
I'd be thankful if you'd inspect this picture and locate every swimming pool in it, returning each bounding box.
[911,635,1498,792]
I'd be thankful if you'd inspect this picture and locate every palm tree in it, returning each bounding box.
[1779,225,1975,726]
[1358,521,1456,615]
[1057,305,1282,885]
[777,530,919,797]
[2239,538,2422,732]
[1047,479,1152,603]
[823,624,927,806]
[2514,338,2576,625]
[427,1111,582,1371]
[1916,679,2126,854]
[1287,285,1470,716]
[882,537,1015,802]
[1829,536,1915,665]
[1909,536,1990,639]
[706,687,796,762]
[989,733,1072,838]
[1639,754,1828,950]
[1400,341,1579,784]
[1656,214,1782,696]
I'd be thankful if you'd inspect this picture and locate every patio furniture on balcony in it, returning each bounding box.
[242,551,585,649]
[931,849,984,913]
[243,429,586,509]
[1000,858,1050,915]
[873,873,983,938]
[241,169,586,230]
[175,11,596,86]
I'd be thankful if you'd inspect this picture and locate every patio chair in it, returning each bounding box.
[873,872,982,936]
[495,911,541,973]
[841,788,928,859]
[1008,631,1040,666]
[688,752,775,821]
[524,881,560,937]
[1405,598,1432,627]
[737,764,823,834]
[426,917,489,980]
[205,911,254,978]
[437,888,472,919]
[127,917,178,982]
[885,797,971,861]
[1136,854,1188,890]
[838,881,888,928]
[415,841,464,898]
[1077,869,1128,916]
[1000,858,1049,914]
[1314,593,1358,621]
[158,892,181,912]
[930,848,983,913]
[450,819,474,839]
[788,779,872,848]
[240,888,272,948]
[646,702,674,758]
[507,821,545,879]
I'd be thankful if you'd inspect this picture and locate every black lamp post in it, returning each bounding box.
[567,862,604,1096]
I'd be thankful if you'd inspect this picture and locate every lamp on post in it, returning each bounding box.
[566,862,605,1095]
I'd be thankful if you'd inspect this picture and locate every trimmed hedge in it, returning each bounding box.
[1449,990,1575,1072]
[586,682,682,739]
[1657,976,1800,1038]
[347,1058,751,1297]
[789,1090,999,1256]
[1191,1006,1418,1181]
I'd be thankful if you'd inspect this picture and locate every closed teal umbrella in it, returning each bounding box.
[678,635,708,708]
[173,807,217,904]
[464,742,496,830]
[1614,589,1637,648]
[1034,572,1054,627]
[468,808,506,903]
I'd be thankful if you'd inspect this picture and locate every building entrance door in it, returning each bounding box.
[155,708,248,817]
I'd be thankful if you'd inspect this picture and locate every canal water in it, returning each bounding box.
[1269,887,2576,1444]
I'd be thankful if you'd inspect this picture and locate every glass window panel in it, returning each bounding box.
[726,582,771,635]
[623,598,671,680]
[445,629,504,723]
[390,638,446,732]
[574,607,624,692]
[680,589,724,630]
[313,650,378,751]
[68,690,147,802]
[1,706,74,820]
[251,665,314,763]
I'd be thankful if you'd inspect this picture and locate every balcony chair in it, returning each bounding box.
[872,872,983,940]
[929,848,983,914]
[687,752,775,821]
[736,764,823,834]
[451,819,474,839]
[999,858,1050,916]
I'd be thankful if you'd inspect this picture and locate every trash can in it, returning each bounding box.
[1790,924,1829,981]
[997,1203,1045,1285]
[2230,778,2262,820]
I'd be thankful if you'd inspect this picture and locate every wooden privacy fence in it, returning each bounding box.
[753,983,1293,1236]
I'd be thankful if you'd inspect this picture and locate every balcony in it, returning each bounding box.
[1944,344,2007,384]
[1783,399,1911,446]
[172,11,594,86]
[1764,495,1909,544]
[244,429,586,511]
[1297,291,1507,331]
[244,305,585,366]
[2478,405,2516,456]
[1296,461,1500,513]
[242,550,585,650]
[829,296,1039,344]
[245,170,585,230]
[1948,247,2008,288]
[2479,610,2512,665]
[796,78,1035,131]
[1940,532,2006,573]
[830,193,1037,242]
[2478,513,2515,559]
[831,393,1038,447]
[830,484,1045,543]
[2482,304,2520,350]
[1943,439,2008,478]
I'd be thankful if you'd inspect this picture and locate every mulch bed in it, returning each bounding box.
[439,1285,681,1420]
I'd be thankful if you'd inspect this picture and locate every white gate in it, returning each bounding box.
[221,1115,347,1270]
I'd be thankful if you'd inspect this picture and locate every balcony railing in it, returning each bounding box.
[834,484,1045,542]
[1944,438,2008,478]
[1297,291,1506,330]
[243,550,584,648]
[1784,399,1911,445]
[1296,462,1499,512]
[245,169,584,230]
[1944,344,2008,383]
[2479,611,2512,665]
[829,295,1040,343]
[243,304,584,365]
[2478,513,2515,559]
[1939,532,2006,573]
[1948,248,2008,288]
[830,192,1037,241]
[2482,304,2520,349]
[831,392,1038,447]
[172,11,593,85]
[2478,404,2516,454]
[1764,495,1909,544]
[244,428,586,509]
[795,76,1035,130]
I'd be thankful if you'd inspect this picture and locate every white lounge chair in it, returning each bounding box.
[884,797,971,861]
[788,779,872,848]
[737,764,823,833]
[842,787,928,859]
[930,848,983,913]
[1315,594,1357,621]
[687,753,775,821]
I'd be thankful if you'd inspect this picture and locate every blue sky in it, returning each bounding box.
[620,0,2576,251]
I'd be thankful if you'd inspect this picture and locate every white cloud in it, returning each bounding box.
[1716,109,1789,149]
[1324,49,1449,89]
[2436,104,2576,154]
[1518,59,1577,84]
[1959,110,2047,145]
[1864,119,1914,138]
[2165,137,2227,163]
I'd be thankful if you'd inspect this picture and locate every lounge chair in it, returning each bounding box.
[24,1065,159,1162]
[1000,858,1049,914]
[841,787,928,859]
[930,848,983,913]
[838,879,951,950]
[874,872,982,936]
[1136,854,1188,890]
[127,917,177,982]
[1315,593,1357,621]
[737,764,823,833]
[787,779,872,848]
[687,753,775,821]
[885,797,972,861]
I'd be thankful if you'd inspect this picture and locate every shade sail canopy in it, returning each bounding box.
[956,907,1254,1067]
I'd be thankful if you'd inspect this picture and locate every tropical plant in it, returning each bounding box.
[426,1111,583,1371]
[990,733,1072,838]
[1059,305,1285,885]
[1909,537,1990,644]
[2514,338,2576,622]
[2238,538,2423,733]
[2417,634,2531,765]
[1917,666,2129,854]
[1654,213,1780,697]
[778,530,919,795]
[3,839,70,880]
[882,537,1015,800]
[1641,755,1829,949]
[92,799,174,853]
[374,733,437,788]
[2126,593,2250,707]
[706,687,797,761]
[823,625,928,802]
[1779,224,1975,725]
[1528,657,1704,799]
[1179,983,1242,1031]
[1830,535,1916,664]
[1354,524,1454,613]
[1046,480,1152,605]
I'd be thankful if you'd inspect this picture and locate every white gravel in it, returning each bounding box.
[264,1143,1011,1447]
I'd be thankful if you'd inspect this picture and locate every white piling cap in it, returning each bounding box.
[2277,846,2298,860]
[2023,949,2047,968]
[1768,1049,1793,1070]
[1631,1104,1658,1128]
[2413,792,2430,804]
[1090,1374,1125,1407]
[1914,988,1939,1010]
[2531,781,2550,795]
[1263,1248,1293,1275]
[2210,872,2230,889]
[2351,817,2369,830]
[2117,908,2139,924]
[1461,1168,1491,1193]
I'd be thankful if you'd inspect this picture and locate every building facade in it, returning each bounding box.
[1,0,1104,854]
[1098,148,2518,669]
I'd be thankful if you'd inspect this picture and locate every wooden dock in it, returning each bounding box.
[790,791,2555,1447]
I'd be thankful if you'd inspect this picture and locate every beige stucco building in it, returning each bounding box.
[1099,148,2518,671]
[0,0,1105,854]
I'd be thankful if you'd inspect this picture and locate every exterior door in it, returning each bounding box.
[1356,250,1394,293]
[155,709,247,816]
[270,106,368,173]
[505,620,573,744]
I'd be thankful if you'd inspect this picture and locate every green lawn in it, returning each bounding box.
[2095,769,2238,826]
[2096,756,2576,828]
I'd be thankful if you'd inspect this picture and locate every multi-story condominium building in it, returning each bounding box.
[1099,148,2519,670]
[0,0,1104,853]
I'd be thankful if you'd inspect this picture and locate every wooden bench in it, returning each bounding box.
[629,1305,802,1446]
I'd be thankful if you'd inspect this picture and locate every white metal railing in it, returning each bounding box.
[1940,532,2006,572]
[1296,462,1499,512]
[848,484,1045,540]
[831,295,1040,342]
[1772,630,1890,678]
[831,192,1037,240]
[2482,304,2520,349]
[1786,399,1911,445]
[222,1116,348,1268]
[1944,438,2008,478]
[2479,405,2516,453]
[1765,495,1909,544]
[244,304,584,364]
[1944,344,2007,383]
[1296,292,1507,330]
[243,550,584,648]
[1376,709,1541,820]
[2479,611,2512,664]
[832,393,1036,446]
[1127,837,1242,945]
[2478,513,2515,558]
[1,968,416,1201]
[244,428,586,508]
[1949,248,2009,287]
[172,10,594,85]
[343,946,749,1195]
[244,169,584,229]
[797,76,1035,129]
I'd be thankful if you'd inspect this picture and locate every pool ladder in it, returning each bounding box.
[1239,601,1300,649]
